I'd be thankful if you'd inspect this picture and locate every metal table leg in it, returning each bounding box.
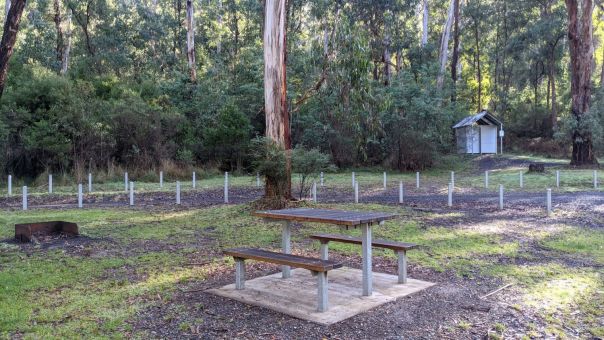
[282,220,291,278]
[361,223,372,296]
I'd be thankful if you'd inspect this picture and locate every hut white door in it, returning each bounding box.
[480,126,497,153]
[471,126,480,153]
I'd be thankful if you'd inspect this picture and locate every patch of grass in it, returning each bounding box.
[540,228,604,264]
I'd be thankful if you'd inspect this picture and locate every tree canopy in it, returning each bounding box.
[1,0,603,178]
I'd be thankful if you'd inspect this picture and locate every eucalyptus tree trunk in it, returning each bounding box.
[0,0,25,99]
[61,7,71,75]
[263,0,291,199]
[601,44,604,87]
[383,33,391,85]
[450,0,460,86]
[185,0,197,82]
[421,0,428,47]
[217,0,222,55]
[4,0,9,21]
[53,0,64,73]
[565,0,597,165]
[548,51,557,131]
[437,0,455,89]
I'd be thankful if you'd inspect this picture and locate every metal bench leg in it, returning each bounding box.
[282,221,291,278]
[320,241,329,260]
[361,223,373,296]
[397,250,407,284]
[316,271,328,312]
[235,258,245,289]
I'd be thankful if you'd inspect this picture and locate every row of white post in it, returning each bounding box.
[484,170,599,189]
[15,172,233,210]
[5,169,600,196]
[447,182,554,215]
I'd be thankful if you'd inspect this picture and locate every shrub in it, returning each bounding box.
[292,147,335,199]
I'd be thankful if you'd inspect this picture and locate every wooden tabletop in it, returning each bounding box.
[252,208,397,226]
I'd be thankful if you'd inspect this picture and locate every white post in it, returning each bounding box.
[499,184,504,210]
[361,223,373,296]
[78,184,83,208]
[485,170,489,189]
[48,174,53,194]
[312,182,317,202]
[176,181,181,204]
[556,170,560,188]
[224,172,229,203]
[383,171,387,189]
[519,172,524,188]
[7,175,11,196]
[192,172,196,189]
[354,181,359,203]
[352,172,356,188]
[124,172,129,191]
[282,221,292,278]
[88,173,92,192]
[22,186,27,210]
[416,172,420,189]
[447,183,453,207]
[399,181,404,204]
[451,171,455,187]
[594,170,598,189]
[129,181,134,206]
[546,189,552,217]
[256,173,260,187]
[320,172,324,187]
[159,171,163,188]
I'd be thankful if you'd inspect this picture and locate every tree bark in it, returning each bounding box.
[473,12,482,111]
[0,0,25,99]
[4,0,10,21]
[185,0,196,82]
[421,0,428,47]
[53,0,64,74]
[566,0,597,165]
[61,8,71,75]
[217,0,222,55]
[437,0,455,89]
[450,0,460,98]
[383,33,391,85]
[263,0,291,199]
[549,49,558,132]
[601,41,604,87]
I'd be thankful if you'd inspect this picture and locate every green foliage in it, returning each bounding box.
[2,0,601,177]
[291,147,334,199]
[250,137,288,197]
[202,103,252,171]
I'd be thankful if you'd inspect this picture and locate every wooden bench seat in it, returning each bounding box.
[224,248,343,312]
[309,234,418,284]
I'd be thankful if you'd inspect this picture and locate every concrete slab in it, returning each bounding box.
[206,267,435,325]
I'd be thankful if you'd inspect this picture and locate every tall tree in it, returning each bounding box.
[263,0,291,199]
[566,0,597,165]
[53,0,64,74]
[421,0,428,47]
[437,0,455,89]
[0,0,25,99]
[4,0,9,21]
[61,7,71,75]
[186,0,197,82]
[450,0,460,90]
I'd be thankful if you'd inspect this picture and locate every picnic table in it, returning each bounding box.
[252,208,397,296]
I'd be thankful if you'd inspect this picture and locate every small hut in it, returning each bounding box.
[453,110,503,154]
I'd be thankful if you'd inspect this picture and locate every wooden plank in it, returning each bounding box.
[253,208,397,226]
[309,233,418,251]
[224,248,343,272]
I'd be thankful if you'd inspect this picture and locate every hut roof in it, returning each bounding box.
[452,110,502,129]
